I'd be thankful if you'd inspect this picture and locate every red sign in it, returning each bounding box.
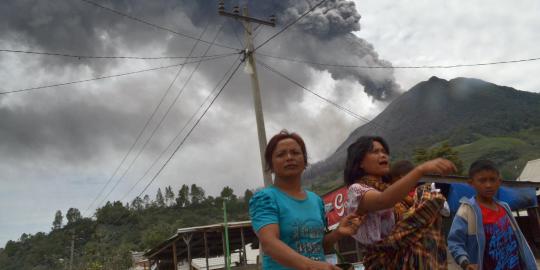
[322,186,348,227]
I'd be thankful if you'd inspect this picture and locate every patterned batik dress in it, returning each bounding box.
[346,177,448,270]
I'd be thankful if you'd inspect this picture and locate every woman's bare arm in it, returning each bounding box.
[357,158,455,213]
[257,224,340,270]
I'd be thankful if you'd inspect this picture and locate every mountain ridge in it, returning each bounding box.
[303,76,540,183]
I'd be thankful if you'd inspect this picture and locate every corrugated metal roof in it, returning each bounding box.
[518,159,540,182]
[144,220,256,260]
[176,221,251,234]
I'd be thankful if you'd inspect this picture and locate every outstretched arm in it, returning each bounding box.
[357,158,456,213]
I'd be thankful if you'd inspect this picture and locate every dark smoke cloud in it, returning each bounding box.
[268,0,400,100]
[0,0,399,100]
[0,0,398,245]
[0,0,398,209]
[0,0,397,189]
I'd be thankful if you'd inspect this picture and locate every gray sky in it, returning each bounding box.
[1,0,539,247]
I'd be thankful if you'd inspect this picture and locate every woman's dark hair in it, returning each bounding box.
[264,130,307,172]
[344,136,389,186]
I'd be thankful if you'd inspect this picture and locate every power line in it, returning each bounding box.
[0,48,236,60]
[0,54,237,95]
[79,0,240,52]
[256,59,389,133]
[132,60,243,202]
[93,21,218,210]
[120,56,242,202]
[6,46,538,69]
[252,24,263,39]
[108,54,237,222]
[254,0,328,51]
[257,59,395,134]
[84,24,215,215]
[256,59,367,122]
[232,23,245,49]
[257,59,392,136]
[257,52,540,69]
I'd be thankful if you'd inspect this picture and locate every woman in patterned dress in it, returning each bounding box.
[344,136,456,269]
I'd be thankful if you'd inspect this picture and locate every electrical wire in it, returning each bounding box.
[79,0,240,51]
[0,54,237,95]
[254,0,327,51]
[119,56,242,202]
[256,59,389,133]
[0,48,235,60]
[93,22,221,210]
[256,52,540,69]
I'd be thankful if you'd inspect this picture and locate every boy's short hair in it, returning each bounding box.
[390,160,415,179]
[468,160,500,178]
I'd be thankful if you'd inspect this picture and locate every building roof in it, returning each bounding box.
[144,221,257,265]
[518,159,540,182]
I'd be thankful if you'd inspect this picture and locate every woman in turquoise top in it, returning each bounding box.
[249,130,360,270]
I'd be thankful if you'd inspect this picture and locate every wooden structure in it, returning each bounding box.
[131,251,150,270]
[516,195,540,257]
[419,174,540,188]
[144,221,257,270]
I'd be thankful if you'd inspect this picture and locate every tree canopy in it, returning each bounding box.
[0,184,253,270]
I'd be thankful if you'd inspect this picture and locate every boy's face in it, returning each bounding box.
[469,170,501,199]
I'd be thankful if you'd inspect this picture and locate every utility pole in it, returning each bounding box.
[223,201,231,270]
[69,231,75,270]
[219,1,276,187]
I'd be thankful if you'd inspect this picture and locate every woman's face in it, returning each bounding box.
[271,138,305,178]
[360,141,390,177]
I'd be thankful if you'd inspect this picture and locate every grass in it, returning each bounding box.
[454,128,540,179]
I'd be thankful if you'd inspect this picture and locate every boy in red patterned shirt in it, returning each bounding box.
[448,160,536,270]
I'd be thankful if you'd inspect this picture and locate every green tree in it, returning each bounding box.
[19,233,30,242]
[164,186,175,206]
[87,261,103,270]
[131,196,144,211]
[95,201,133,225]
[220,186,237,202]
[110,244,133,270]
[142,223,172,248]
[190,184,205,205]
[176,184,190,207]
[0,184,255,270]
[66,208,82,225]
[244,189,254,205]
[143,195,151,208]
[52,210,63,230]
[155,188,165,207]
[413,148,428,164]
[413,142,464,174]
[204,195,216,207]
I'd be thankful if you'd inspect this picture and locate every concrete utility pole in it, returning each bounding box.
[218,1,275,187]
[69,231,75,270]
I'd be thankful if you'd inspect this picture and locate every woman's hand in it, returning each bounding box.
[336,214,362,237]
[417,158,457,176]
[323,214,362,252]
